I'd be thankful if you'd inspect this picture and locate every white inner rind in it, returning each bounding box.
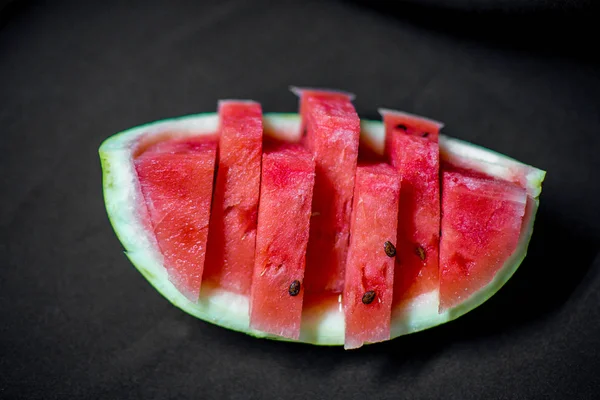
[99,113,545,346]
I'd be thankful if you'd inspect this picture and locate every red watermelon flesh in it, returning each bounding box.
[295,88,361,294]
[249,144,315,340]
[134,136,217,302]
[439,168,527,312]
[139,134,217,156]
[380,109,444,308]
[290,86,355,137]
[343,163,400,350]
[204,100,263,295]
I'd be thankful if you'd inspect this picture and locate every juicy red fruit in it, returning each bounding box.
[381,109,444,309]
[134,136,217,302]
[249,144,315,340]
[204,100,263,295]
[295,88,361,294]
[343,163,400,349]
[439,169,527,312]
[122,89,538,347]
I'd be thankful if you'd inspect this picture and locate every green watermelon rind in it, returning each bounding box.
[99,112,545,347]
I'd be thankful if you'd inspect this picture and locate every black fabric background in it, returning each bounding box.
[1,1,599,399]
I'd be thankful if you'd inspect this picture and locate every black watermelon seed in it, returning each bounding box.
[289,280,301,296]
[384,241,396,257]
[362,291,376,304]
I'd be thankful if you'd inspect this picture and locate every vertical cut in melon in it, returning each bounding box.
[204,100,263,295]
[439,168,527,312]
[249,144,316,340]
[379,108,444,309]
[343,163,400,350]
[293,87,361,293]
[134,136,217,302]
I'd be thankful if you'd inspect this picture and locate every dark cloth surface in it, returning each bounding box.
[1,1,599,399]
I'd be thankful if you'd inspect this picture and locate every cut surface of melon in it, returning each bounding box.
[99,113,545,346]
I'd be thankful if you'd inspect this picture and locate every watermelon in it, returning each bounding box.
[439,167,527,312]
[204,100,263,295]
[343,163,400,349]
[99,103,545,348]
[293,87,361,294]
[249,144,315,340]
[291,86,356,137]
[380,108,444,310]
[134,135,217,302]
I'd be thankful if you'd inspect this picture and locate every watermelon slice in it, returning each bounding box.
[100,108,545,347]
[380,108,444,310]
[343,163,400,349]
[293,87,361,294]
[134,135,217,302]
[249,144,315,340]
[204,100,263,295]
[439,167,527,312]
[291,86,356,137]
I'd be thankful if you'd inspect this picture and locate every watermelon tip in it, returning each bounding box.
[289,85,356,101]
[377,107,445,130]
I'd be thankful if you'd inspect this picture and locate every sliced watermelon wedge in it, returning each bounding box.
[293,87,361,294]
[379,108,444,312]
[100,111,545,347]
[134,135,217,302]
[249,144,315,340]
[204,100,263,295]
[439,167,527,312]
[343,163,400,349]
